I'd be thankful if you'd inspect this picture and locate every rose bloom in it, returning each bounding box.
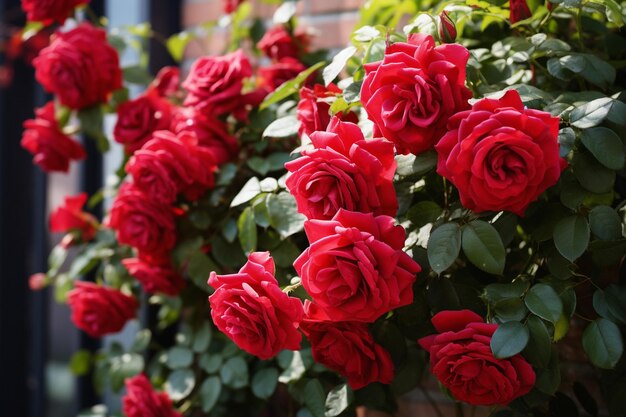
[21,0,89,25]
[418,310,536,406]
[258,57,306,92]
[113,93,173,154]
[361,33,472,155]
[297,83,359,138]
[67,282,137,337]
[286,117,398,220]
[21,101,85,172]
[300,302,394,389]
[435,90,566,216]
[34,24,122,110]
[172,107,239,165]
[50,193,98,244]
[208,252,304,360]
[182,49,252,115]
[147,66,180,99]
[257,26,303,61]
[125,130,217,204]
[123,374,181,417]
[510,0,532,23]
[107,183,176,260]
[294,210,420,322]
[123,258,185,296]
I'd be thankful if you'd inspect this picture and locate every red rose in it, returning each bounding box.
[67,281,137,337]
[418,310,536,406]
[510,0,532,23]
[285,117,398,220]
[122,374,181,417]
[21,0,89,25]
[293,210,420,322]
[296,83,359,138]
[361,33,472,155]
[257,26,302,61]
[435,90,566,216]
[122,258,185,296]
[50,193,98,244]
[107,183,176,260]
[300,302,394,390]
[113,93,173,154]
[33,24,122,110]
[125,130,217,204]
[182,49,252,115]
[148,66,180,99]
[258,57,306,92]
[208,252,304,360]
[21,101,85,172]
[172,107,239,165]
[439,11,457,43]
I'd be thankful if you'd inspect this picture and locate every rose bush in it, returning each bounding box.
[18,0,626,416]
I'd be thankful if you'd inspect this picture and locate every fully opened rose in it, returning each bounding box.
[294,209,420,322]
[419,310,535,406]
[123,374,181,417]
[361,32,472,155]
[435,90,566,216]
[208,252,304,360]
[34,24,122,110]
[286,117,398,220]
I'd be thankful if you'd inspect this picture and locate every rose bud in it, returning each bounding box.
[439,11,457,43]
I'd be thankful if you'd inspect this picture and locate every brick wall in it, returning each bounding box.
[181,0,363,57]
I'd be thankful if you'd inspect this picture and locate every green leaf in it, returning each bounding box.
[131,329,151,352]
[165,369,196,401]
[267,192,306,238]
[525,284,563,323]
[589,205,623,240]
[343,81,362,103]
[558,127,576,158]
[109,352,144,391]
[582,319,624,369]
[122,65,153,85]
[427,223,462,274]
[192,322,212,353]
[325,384,352,417]
[323,46,357,86]
[278,350,306,383]
[524,315,552,368]
[273,0,297,23]
[263,115,300,138]
[166,31,193,62]
[200,376,222,413]
[572,151,616,194]
[220,356,249,389]
[570,97,614,128]
[535,347,561,394]
[166,346,194,369]
[231,177,262,207]
[252,368,279,399]
[238,207,257,254]
[491,321,530,359]
[186,251,216,292]
[461,220,506,275]
[395,152,437,177]
[261,62,326,110]
[70,350,92,376]
[553,215,590,262]
[595,286,626,324]
[199,354,223,374]
[304,379,326,417]
[77,106,108,152]
[580,127,625,170]
[406,201,441,228]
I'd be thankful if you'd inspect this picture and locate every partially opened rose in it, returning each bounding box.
[113,93,173,154]
[50,193,98,244]
[435,90,566,216]
[67,282,137,337]
[286,117,398,220]
[21,0,89,25]
[123,258,185,296]
[122,374,181,417]
[257,25,302,60]
[208,252,304,360]
[300,302,394,390]
[294,209,420,322]
[21,101,85,173]
[296,84,358,138]
[361,33,472,155]
[418,310,535,406]
[34,24,122,110]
